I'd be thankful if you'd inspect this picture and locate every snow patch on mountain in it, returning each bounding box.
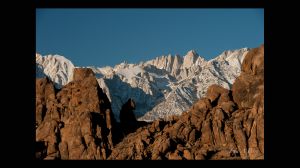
[36,53,75,88]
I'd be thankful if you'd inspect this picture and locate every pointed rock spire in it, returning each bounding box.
[183,50,199,69]
[186,50,198,57]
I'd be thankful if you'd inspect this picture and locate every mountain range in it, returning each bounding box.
[36,48,249,121]
[35,45,264,160]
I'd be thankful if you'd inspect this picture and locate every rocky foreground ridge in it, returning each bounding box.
[35,45,263,160]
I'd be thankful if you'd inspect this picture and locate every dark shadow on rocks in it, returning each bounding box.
[204,150,217,160]
[120,99,141,135]
[109,98,153,144]
[35,141,47,160]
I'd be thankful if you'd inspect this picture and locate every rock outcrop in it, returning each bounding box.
[232,45,264,109]
[108,44,264,160]
[35,68,116,159]
[119,98,138,134]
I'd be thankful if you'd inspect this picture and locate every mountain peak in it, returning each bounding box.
[186,50,198,57]
[36,53,75,88]
[36,53,42,61]
[182,50,199,69]
[220,48,250,57]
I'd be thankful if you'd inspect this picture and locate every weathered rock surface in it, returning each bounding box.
[232,44,264,109]
[108,45,264,160]
[35,68,116,159]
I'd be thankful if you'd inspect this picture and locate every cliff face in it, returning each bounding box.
[35,68,116,159]
[107,45,264,160]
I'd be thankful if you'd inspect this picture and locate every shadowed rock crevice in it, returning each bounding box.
[35,141,47,160]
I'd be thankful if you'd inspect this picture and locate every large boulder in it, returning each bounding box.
[232,44,264,109]
[206,84,230,105]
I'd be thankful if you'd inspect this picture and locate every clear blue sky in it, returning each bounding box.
[36,9,264,67]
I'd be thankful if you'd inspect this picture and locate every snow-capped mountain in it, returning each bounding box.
[139,48,248,121]
[36,48,249,121]
[36,53,75,88]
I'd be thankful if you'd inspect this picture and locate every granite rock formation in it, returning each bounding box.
[108,44,264,160]
[35,68,116,159]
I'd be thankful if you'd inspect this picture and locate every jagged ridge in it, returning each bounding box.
[36,48,249,121]
[108,44,264,160]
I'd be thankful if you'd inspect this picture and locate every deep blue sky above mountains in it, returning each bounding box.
[36,9,264,67]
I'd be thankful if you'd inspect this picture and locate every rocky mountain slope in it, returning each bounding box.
[36,48,249,121]
[107,44,264,160]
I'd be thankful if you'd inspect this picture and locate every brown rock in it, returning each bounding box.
[134,137,145,157]
[241,44,264,75]
[188,129,196,143]
[152,134,171,155]
[220,101,236,114]
[183,150,193,160]
[191,98,212,117]
[200,119,213,145]
[210,150,231,160]
[194,154,205,160]
[233,119,248,159]
[73,68,95,81]
[211,108,226,147]
[206,84,230,105]
[168,150,183,160]
[36,78,56,126]
[232,45,264,109]
[36,68,116,160]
